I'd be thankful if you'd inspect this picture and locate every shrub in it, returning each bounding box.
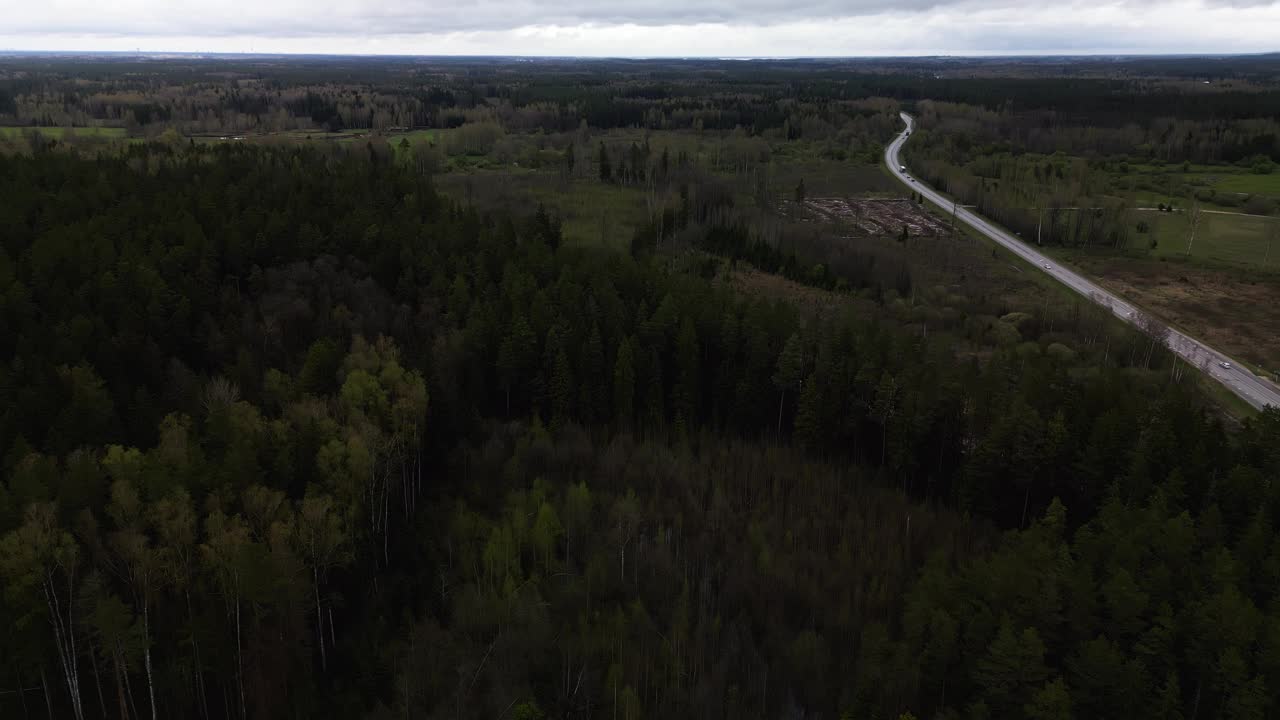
[1244,195,1275,216]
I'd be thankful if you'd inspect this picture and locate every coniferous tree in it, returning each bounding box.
[550,348,573,428]
[598,142,612,183]
[613,337,636,430]
[773,333,805,436]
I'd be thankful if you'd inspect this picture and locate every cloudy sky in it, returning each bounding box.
[1,0,1278,56]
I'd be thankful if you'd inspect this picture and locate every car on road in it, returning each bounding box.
[1043,263,1052,269]
[899,165,906,171]
[1221,362,1232,369]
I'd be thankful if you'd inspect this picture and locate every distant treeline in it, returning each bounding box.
[6,55,1280,143]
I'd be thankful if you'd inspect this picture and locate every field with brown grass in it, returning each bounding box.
[1063,253,1280,376]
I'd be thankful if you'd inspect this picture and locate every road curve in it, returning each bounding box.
[887,112,1279,411]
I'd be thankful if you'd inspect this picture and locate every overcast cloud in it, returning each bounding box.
[0,0,1277,55]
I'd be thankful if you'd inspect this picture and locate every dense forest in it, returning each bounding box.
[2,57,1280,720]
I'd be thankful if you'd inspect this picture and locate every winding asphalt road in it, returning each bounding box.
[887,112,1279,411]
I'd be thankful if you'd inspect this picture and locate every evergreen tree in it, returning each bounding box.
[550,348,573,428]
[613,337,636,430]
[497,314,538,415]
[1024,678,1072,720]
[773,332,805,436]
[793,371,824,451]
[644,347,665,436]
[581,322,605,424]
[974,620,1049,715]
[673,318,699,435]
[598,142,612,183]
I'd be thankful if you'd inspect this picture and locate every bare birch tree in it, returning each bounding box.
[0,504,87,720]
[1184,200,1203,256]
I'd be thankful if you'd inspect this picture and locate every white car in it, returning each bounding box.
[1043,263,1052,269]
[1221,362,1232,369]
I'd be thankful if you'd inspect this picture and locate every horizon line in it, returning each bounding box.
[2,49,1279,60]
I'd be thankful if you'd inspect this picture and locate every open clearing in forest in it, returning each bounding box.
[1122,163,1280,198]
[1059,251,1280,376]
[768,162,900,198]
[1136,209,1280,267]
[0,126,127,139]
[218,127,438,146]
[727,267,866,316]
[1211,173,1280,196]
[786,198,952,237]
[435,172,649,252]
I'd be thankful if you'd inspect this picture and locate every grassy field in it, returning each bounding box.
[1057,250,1280,378]
[0,126,127,139]
[252,128,438,143]
[1137,209,1280,267]
[1048,206,1280,382]
[533,180,651,251]
[771,161,899,198]
[270,129,368,141]
[1116,160,1279,198]
[1127,190,1252,214]
[435,172,651,252]
[388,129,438,146]
[1213,172,1280,196]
